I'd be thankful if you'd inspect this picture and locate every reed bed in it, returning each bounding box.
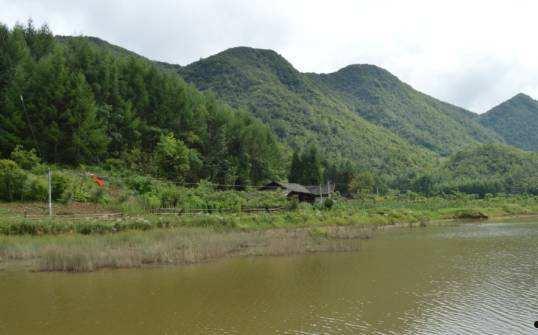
[0,225,371,272]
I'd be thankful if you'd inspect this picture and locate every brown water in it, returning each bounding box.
[1,221,538,334]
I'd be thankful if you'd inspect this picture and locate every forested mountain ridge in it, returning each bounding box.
[179,47,501,157]
[179,46,437,178]
[439,144,538,195]
[308,65,502,154]
[0,23,285,186]
[478,93,538,152]
[5,22,538,196]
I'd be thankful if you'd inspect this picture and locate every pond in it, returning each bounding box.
[1,221,537,334]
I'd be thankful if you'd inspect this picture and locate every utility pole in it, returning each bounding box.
[319,183,323,204]
[20,95,42,160]
[48,168,53,217]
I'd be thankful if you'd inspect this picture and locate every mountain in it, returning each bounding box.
[179,47,436,177]
[4,22,537,196]
[1,26,285,185]
[445,143,538,180]
[478,93,538,152]
[308,65,501,154]
[56,35,145,59]
[179,47,501,157]
[438,144,538,195]
[56,35,183,73]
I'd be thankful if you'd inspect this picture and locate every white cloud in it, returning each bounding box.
[2,0,538,112]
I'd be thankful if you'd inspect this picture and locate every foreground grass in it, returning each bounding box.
[1,195,538,272]
[2,195,538,235]
[0,226,369,272]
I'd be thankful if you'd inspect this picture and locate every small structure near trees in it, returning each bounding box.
[261,181,335,203]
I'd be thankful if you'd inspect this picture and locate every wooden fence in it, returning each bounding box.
[1,207,286,221]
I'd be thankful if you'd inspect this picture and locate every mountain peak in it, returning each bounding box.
[479,92,538,151]
[490,93,537,112]
[510,93,534,102]
[208,46,292,68]
[215,46,280,60]
[331,63,397,81]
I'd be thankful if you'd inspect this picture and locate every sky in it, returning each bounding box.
[2,0,538,113]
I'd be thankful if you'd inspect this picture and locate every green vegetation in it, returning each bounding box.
[179,47,500,161]
[2,194,538,272]
[0,156,288,213]
[179,47,437,180]
[4,21,538,275]
[289,146,323,185]
[479,93,538,152]
[0,226,365,272]
[0,22,284,187]
[3,193,538,237]
[439,144,538,195]
[394,144,538,197]
[309,65,501,155]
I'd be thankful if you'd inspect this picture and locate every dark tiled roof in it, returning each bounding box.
[264,181,334,195]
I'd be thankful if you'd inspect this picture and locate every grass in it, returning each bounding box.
[0,226,369,272]
[2,194,538,272]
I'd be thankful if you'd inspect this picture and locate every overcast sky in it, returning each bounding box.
[2,0,538,113]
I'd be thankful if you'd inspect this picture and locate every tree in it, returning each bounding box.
[63,72,109,163]
[10,145,40,170]
[289,151,303,183]
[153,133,201,181]
[349,171,375,197]
[302,145,322,185]
[288,145,322,185]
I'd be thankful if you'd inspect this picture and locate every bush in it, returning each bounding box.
[9,145,41,170]
[324,198,335,209]
[128,175,153,195]
[51,173,71,201]
[22,175,48,201]
[0,160,27,201]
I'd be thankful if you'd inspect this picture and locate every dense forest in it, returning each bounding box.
[179,47,500,158]
[179,46,437,179]
[2,21,538,201]
[0,22,284,187]
[479,93,538,152]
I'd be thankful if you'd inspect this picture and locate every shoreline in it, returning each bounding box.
[2,210,538,273]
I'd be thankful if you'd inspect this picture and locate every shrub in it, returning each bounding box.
[128,175,153,195]
[9,145,41,170]
[0,160,27,201]
[51,173,71,201]
[22,175,48,201]
[90,187,109,204]
[324,198,335,209]
[103,158,124,171]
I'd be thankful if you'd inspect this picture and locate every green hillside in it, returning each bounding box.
[179,47,500,158]
[1,23,284,186]
[309,65,501,154]
[179,47,436,178]
[5,23,537,197]
[478,93,538,151]
[439,144,538,195]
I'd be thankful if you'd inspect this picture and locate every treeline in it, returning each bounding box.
[0,21,284,186]
[288,144,538,198]
[2,22,538,201]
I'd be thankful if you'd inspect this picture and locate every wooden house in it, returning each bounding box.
[261,181,335,203]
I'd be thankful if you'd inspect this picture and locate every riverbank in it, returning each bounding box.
[0,225,371,272]
[2,195,538,272]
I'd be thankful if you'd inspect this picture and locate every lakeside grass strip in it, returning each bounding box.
[2,195,538,236]
[0,226,370,272]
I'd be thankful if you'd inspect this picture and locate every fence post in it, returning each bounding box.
[48,168,53,218]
